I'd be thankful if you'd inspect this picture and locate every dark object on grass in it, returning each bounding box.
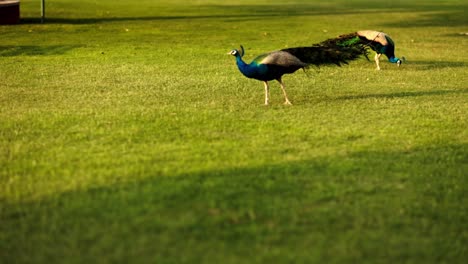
[0,0,20,25]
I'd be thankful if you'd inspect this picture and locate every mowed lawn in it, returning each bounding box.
[1,0,467,263]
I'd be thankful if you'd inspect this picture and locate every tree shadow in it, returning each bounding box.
[443,32,468,38]
[0,45,82,57]
[17,3,367,25]
[408,60,468,70]
[1,143,465,262]
[19,9,367,25]
[18,2,467,25]
[380,10,468,28]
[335,89,467,101]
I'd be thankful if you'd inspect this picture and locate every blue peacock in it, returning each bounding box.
[322,30,404,70]
[228,41,368,105]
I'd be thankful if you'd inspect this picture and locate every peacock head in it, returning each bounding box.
[397,56,406,67]
[227,45,245,58]
[390,56,406,67]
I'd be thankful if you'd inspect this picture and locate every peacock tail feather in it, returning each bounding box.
[318,33,358,47]
[338,36,362,47]
[282,44,368,67]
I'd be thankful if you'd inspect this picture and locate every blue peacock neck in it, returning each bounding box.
[236,55,256,78]
[388,56,400,63]
[235,54,247,68]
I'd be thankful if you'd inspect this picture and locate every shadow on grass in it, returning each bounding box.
[408,60,468,70]
[19,1,467,26]
[443,32,468,38]
[1,144,466,264]
[335,89,468,101]
[18,3,378,25]
[2,144,465,208]
[2,144,467,262]
[19,12,365,25]
[0,45,82,57]
[380,11,468,28]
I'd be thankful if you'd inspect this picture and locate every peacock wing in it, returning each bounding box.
[357,30,389,47]
[251,53,270,65]
[258,51,307,67]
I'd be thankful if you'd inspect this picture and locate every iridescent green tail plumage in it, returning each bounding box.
[338,35,362,47]
[316,33,370,61]
[281,36,369,67]
[319,33,360,46]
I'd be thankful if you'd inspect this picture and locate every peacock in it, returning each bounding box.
[321,30,404,70]
[228,42,368,105]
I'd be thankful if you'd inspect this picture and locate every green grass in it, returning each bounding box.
[1,0,467,263]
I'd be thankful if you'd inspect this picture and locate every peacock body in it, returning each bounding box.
[229,43,367,105]
[321,30,403,70]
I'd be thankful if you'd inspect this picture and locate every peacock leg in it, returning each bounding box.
[374,53,382,70]
[276,78,292,105]
[263,81,270,105]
